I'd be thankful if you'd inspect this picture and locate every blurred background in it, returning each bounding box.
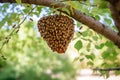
[0,20,77,80]
[0,1,120,80]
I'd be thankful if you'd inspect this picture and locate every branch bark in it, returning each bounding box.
[1,0,120,48]
[107,0,120,35]
[94,67,120,71]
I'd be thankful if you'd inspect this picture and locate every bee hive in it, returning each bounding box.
[38,15,74,54]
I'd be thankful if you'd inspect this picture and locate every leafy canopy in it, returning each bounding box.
[0,0,120,78]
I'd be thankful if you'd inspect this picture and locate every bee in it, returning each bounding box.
[38,14,74,54]
[78,26,83,34]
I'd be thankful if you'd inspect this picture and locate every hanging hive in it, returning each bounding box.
[37,15,74,54]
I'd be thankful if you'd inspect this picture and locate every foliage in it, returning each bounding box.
[0,21,76,80]
[0,0,120,79]
[66,0,120,77]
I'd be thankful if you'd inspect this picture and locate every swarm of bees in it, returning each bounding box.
[37,15,74,54]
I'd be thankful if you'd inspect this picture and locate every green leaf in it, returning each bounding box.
[102,49,111,59]
[87,61,93,66]
[16,0,21,4]
[0,20,5,28]
[79,58,84,62]
[92,36,98,41]
[23,8,30,14]
[98,1,108,9]
[62,7,70,15]
[82,29,92,37]
[105,41,114,47]
[104,18,112,25]
[86,43,91,52]
[85,54,95,61]
[94,15,100,21]
[95,43,104,49]
[102,48,117,60]
[74,40,83,51]
[37,6,42,11]
[82,31,88,37]
[73,57,79,63]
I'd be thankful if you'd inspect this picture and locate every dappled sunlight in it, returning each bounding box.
[0,1,120,79]
[76,69,120,80]
[18,28,26,41]
[16,53,30,67]
[0,19,120,80]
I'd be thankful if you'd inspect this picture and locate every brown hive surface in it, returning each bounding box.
[38,15,74,54]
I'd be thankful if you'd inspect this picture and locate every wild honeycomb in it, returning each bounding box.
[38,15,74,54]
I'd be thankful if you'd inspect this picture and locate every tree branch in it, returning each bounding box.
[1,0,120,48]
[94,67,120,71]
[107,0,120,35]
[0,5,36,60]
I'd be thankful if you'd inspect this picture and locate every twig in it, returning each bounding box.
[10,6,37,36]
[0,6,37,60]
[93,67,120,71]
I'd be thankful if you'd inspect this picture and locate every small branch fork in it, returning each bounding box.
[0,6,37,60]
[93,67,120,71]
